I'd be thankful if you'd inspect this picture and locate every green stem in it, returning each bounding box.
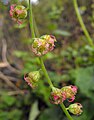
[73,0,94,47]
[39,57,54,88]
[29,0,53,88]
[29,0,35,39]
[34,17,40,37]
[29,1,73,120]
[60,103,73,120]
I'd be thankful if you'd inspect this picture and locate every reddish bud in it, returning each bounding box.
[9,4,27,24]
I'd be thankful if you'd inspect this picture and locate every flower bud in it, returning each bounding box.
[50,87,66,104]
[61,85,77,102]
[67,103,83,115]
[31,35,56,56]
[9,4,27,24]
[24,71,40,88]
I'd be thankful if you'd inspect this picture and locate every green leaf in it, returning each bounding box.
[53,30,71,36]
[0,109,22,120]
[8,109,22,120]
[14,50,29,58]
[75,66,94,99]
[38,106,64,120]
[1,95,16,106]
[35,80,50,104]
[0,111,8,120]
[29,101,40,120]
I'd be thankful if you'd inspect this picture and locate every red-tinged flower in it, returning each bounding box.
[67,103,83,115]
[24,71,40,88]
[31,35,56,56]
[40,35,56,51]
[9,4,27,25]
[61,85,77,102]
[50,87,66,104]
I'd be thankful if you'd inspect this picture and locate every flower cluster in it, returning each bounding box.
[31,35,56,56]
[67,103,83,115]
[9,3,83,117]
[9,4,27,24]
[24,71,40,88]
[50,85,82,115]
[62,85,77,102]
[50,85,77,104]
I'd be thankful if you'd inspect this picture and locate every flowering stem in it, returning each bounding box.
[29,1,73,120]
[39,57,54,88]
[73,0,94,47]
[33,17,40,37]
[29,0,35,39]
[60,103,73,120]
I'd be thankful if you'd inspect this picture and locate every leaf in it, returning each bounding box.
[8,109,22,120]
[0,111,8,120]
[29,101,40,120]
[75,66,94,99]
[1,95,16,106]
[53,30,71,36]
[14,50,29,58]
[38,106,64,120]
[35,80,50,104]
[48,71,70,84]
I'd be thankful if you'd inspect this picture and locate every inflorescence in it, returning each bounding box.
[9,3,83,116]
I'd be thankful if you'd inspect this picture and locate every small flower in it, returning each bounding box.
[67,103,83,115]
[9,4,27,24]
[40,35,56,51]
[24,71,40,88]
[61,85,77,102]
[50,87,66,104]
[31,35,56,56]
[50,85,77,104]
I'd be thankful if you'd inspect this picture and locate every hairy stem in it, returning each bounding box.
[29,1,73,120]
[73,0,94,47]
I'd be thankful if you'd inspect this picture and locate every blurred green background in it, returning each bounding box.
[0,0,94,120]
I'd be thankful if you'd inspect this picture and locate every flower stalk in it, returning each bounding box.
[29,0,35,40]
[73,0,94,47]
[60,103,73,120]
[29,0,73,120]
[39,57,54,88]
